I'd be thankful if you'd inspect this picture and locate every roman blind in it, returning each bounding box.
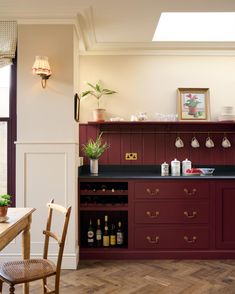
[0,21,17,68]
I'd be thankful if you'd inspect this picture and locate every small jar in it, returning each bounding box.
[161,162,169,176]
[182,158,192,175]
[171,158,180,176]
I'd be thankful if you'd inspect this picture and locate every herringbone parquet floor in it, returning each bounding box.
[6,259,235,293]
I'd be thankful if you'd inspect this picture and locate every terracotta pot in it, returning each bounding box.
[188,106,197,115]
[93,109,106,122]
[0,206,8,218]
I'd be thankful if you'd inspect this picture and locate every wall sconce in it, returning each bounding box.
[32,56,52,88]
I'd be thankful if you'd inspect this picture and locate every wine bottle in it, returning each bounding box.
[103,215,109,247]
[116,221,124,246]
[110,224,116,246]
[96,218,102,247]
[87,219,95,247]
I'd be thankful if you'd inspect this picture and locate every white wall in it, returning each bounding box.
[0,24,79,269]
[79,55,235,122]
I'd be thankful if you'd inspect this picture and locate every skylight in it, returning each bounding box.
[153,12,235,42]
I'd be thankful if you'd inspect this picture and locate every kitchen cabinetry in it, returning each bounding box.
[134,180,210,251]
[216,181,235,249]
[78,122,235,259]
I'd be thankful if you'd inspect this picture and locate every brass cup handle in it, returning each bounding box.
[184,211,197,218]
[146,211,160,218]
[183,188,197,196]
[146,236,159,244]
[184,236,197,243]
[146,188,159,196]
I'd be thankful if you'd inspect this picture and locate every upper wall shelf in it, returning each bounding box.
[83,121,235,126]
[80,121,235,134]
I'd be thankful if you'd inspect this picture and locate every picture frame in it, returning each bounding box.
[178,88,210,121]
[74,93,80,122]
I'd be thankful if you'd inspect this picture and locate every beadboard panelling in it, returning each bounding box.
[79,122,235,165]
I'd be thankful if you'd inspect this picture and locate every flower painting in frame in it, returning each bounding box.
[178,88,210,121]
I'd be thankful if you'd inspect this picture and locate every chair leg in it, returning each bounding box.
[43,278,47,293]
[55,274,61,294]
[9,284,15,293]
[0,280,2,293]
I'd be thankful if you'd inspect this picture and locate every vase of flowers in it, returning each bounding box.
[82,133,109,174]
[81,81,117,122]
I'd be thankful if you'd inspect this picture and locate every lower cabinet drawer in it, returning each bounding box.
[134,226,209,249]
[134,201,209,224]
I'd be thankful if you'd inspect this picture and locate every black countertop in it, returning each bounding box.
[78,165,235,180]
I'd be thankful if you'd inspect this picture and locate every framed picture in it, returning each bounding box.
[74,93,80,122]
[178,88,210,121]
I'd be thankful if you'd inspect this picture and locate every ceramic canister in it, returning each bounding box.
[171,158,180,176]
[161,162,169,176]
[182,158,192,175]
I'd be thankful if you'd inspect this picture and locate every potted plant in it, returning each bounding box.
[82,133,109,174]
[81,80,117,122]
[0,194,12,218]
[184,93,201,116]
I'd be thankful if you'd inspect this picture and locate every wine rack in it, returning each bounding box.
[79,180,129,256]
[80,181,128,210]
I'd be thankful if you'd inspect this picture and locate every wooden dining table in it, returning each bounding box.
[0,207,36,294]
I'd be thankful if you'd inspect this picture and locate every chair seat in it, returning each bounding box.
[0,259,56,284]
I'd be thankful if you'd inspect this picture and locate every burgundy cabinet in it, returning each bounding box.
[78,178,235,259]
[133,180,211,251]
[216,181,235,249]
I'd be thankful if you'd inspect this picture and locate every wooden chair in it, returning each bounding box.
[0,199,71,293]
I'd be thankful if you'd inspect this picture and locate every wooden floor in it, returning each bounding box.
[6,260,235,293]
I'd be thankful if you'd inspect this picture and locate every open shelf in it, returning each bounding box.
[80,210,128,248]
[80,205,128,211]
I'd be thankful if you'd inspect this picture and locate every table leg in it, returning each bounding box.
[22,215,32,294]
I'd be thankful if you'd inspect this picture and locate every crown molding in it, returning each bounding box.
[17,18,76,24]
[79,49,235,56]
[15,11,235,55]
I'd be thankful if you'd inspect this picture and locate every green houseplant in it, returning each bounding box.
[82,133,109,174]
[81,80,117,122]
[0,194,12,218]
[184,93,201,117]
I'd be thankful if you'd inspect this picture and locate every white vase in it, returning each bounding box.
[90,159,98,174]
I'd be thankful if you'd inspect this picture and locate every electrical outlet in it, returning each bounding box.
[125,153,137,160]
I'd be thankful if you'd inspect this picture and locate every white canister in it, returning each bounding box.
[171,158,180,176]
[182,158,192,175]
[161,162,169,176]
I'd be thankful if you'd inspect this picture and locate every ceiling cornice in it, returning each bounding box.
[15,10,235,56]
[17,18,76,24]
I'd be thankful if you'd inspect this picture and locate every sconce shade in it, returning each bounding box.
[32,56,51,88]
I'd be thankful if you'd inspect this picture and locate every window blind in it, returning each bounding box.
[0,21,17,68]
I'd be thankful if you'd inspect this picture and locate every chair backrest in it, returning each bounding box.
[42,199,72,273]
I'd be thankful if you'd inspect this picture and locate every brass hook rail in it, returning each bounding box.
[101,131,235,135]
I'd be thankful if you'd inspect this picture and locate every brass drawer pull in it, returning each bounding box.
[146,211,160,218]
[184,211,197,218]
[146,236,159,244]
[184,236,197,243]
[146,188,159,196]
[183,188,197,196]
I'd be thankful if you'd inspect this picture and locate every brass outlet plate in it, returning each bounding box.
[125,153,137,160]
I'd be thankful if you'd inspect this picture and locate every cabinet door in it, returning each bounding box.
[216,181,235,249]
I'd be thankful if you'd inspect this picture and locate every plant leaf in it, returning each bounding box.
[81,90,92,97]
[86,82,97,91]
